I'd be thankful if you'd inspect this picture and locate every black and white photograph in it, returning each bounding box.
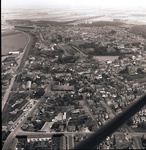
[2,0,146,149]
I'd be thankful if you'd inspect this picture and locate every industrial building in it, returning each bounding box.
[26,81,31,90]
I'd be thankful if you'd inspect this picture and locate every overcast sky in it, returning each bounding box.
[2,0,146,9]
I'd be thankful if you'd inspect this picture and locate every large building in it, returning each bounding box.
[60,135,68,150]
[52,85,74,91]
[26,81,31,90]
[52,134,68,150]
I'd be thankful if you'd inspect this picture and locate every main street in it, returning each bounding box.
[82,93,100,128]
[2,81,51,150]
[2,94,47,150]
[7,129,146,150]
[15,128,146,137]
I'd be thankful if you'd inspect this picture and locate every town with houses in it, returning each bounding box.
[2,20,146,150]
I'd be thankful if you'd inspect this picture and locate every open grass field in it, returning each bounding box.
[2,30,29,56]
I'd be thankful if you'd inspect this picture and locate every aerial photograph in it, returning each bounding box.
[1,0,146,149]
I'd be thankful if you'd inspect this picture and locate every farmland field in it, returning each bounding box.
[2,29,29,56]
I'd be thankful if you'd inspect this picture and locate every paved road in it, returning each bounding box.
[3,42,143,149]
[16,32,32,73]
[3,83,50,150]
[40,32,44,42]
[2,32,33,150]
[58,44,70,56]
[77,73,135,133]
[2,75,17,111]
[2,32,31,112]
[10,129,145,150]
[16,31,31,72]
[14,129,146,138]
[71,46,87,56]
[2,96,46,150]
[82,93,99,128]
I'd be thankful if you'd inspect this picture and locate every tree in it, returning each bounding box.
[51,39,57,43]
[124,43,131,47]
[119,66,128,74]
[118,55,125,60]
[35,88,45,97]
[132,42,141,47]
[25,76,32,81]
[88,54,93,59]
[142,121,146,129]
[27,116,33,121]
[58,35,62,42]
[138,122,143,127]
[2,73,12,80]
[126,118,133,126]
[110,30,116,34]
[137,68,144,74]
[144,45,146,51]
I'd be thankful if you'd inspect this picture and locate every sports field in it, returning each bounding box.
[2,29,29,56]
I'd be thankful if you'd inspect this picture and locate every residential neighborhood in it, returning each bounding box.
[2,19,146,150]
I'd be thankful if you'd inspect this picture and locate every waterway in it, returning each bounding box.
[1,29,29,56]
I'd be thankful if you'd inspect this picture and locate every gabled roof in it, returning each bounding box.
[8,121,14,125]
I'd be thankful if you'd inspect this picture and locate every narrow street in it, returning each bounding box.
[58,44,70,56]
[2,74,16,111]
[3,95,46,150]
[71,45,87,57]
[3,79,52,150]
[82,93,100,129]
[78,72,135,133]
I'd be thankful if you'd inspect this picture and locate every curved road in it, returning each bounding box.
[2,32,31,112]
[16,31,32,73]
[2,32,32,150]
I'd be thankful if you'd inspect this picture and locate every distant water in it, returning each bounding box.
[2,29,29,56]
